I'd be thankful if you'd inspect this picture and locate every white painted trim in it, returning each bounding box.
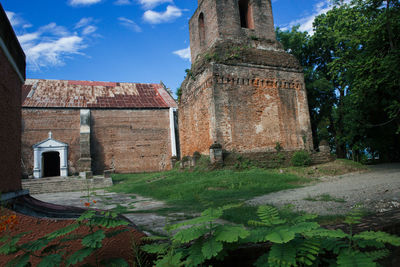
[169,107,177,157]
[33,136,68,178]
[0,36,24,83]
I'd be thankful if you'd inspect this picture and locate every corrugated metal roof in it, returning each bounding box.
[22,79,177,109]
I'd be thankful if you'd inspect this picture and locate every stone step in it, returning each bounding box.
[22,177,113,194]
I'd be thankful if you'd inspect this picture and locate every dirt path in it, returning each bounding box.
[247,163,400,215]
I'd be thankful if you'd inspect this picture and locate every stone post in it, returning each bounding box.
[318,140,330,153]
[209,142,223,165]
[77,109,92,178]
[191,152,201,167]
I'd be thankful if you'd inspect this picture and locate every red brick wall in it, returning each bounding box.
[0,48,22,193]
[21,108,173,175]
[91,109,172,173]
[179,63,313,157]
[21,109,81,175]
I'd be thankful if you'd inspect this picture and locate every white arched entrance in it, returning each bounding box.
[33,132,68,178]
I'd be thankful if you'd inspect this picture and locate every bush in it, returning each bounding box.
[291,150,312,167]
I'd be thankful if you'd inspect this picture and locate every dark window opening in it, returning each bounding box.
[239,0,254,29]
[43,151,60,177]
[199,13,205,46]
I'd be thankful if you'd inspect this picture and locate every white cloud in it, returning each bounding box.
[114,0,132,5]
[82,25,97,35]
[118,17,142,32]
[69,0,102,6]
[10,14,98,70]
[75,17,94,29]
[39,23,69,37]
[138,0,173,9]
[173,46,190,61]
[284,0,333,34]
[27,36,86,70]
[17,33,40,46]
[5,11,22,27]
[143,5,182,24]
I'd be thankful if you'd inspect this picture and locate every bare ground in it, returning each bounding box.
[247,163,400,215]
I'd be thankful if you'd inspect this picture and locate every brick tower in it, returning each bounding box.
[179,0,313,157]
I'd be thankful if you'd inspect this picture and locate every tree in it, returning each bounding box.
[277,0,400,161]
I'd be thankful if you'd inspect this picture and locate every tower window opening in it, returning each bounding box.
[199,13,205,46]
[239,0,254,29]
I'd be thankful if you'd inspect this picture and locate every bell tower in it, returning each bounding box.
[190,0,277,62]
[179,0,313,158]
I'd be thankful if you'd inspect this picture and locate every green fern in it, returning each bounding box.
[268,243,297,267]
[344,206,364,225]
[214,225,250,243]
[256,205,286,226]
[336,251,376,267]
[201,237,223,259]
[296,239,320,266]
[354,231,400,246]
[363,249,390,261]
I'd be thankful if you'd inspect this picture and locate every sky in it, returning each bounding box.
[2,0,334,96]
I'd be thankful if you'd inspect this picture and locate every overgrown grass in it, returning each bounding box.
[280,159,369,178]
[109,168,309,213]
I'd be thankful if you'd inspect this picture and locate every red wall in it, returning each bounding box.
[0,48,23,193]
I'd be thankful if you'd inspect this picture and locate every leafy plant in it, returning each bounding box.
[247,205,400,267]
[141,204,249,266]
[291,150,312,167]
[0,206,131,266]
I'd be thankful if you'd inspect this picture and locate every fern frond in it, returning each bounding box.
[344,207,364,225]
[290,222,320,235]
[201,237,223,260]
[265,226,295,244]
[354,238,386,249]
[321,238,349,255]
[214,225,250,243]
[172,226,209,244]
[186,240,205,267]
[242,228,273,243]
[336,250,376,267]
[292,214,318,223]
[296,239,320,266]
[354,231,400,246]
[363,249,390,261]
[268,243,297,267]
[257,206,286,226]
[304,228,348,239]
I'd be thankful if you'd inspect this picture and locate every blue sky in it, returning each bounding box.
[2,0,333,95]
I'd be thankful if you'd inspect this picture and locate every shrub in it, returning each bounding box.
[291,150,312,167]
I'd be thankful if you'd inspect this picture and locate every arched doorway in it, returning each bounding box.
[42,151,60,177]
[33,132,68,179]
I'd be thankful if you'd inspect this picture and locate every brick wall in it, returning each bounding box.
[190,0,277,62]
[21,108,173,175]
[21,109,81,175]
[91,109,172,173]
[179,70,214,156]
[0,47,23,193]
[212,63,313,153]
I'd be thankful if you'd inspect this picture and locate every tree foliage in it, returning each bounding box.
[277,0,400,161]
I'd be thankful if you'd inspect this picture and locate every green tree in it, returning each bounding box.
[277,0,400,161]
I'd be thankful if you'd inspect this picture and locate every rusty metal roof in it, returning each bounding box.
[22,79,177,109]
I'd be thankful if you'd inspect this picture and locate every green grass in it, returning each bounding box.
[281,159,369,178]
[304,193,346,203]
[109,168,309,213]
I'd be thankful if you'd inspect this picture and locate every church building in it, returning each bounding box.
[179,0,313,157]
[21,79,178,177]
